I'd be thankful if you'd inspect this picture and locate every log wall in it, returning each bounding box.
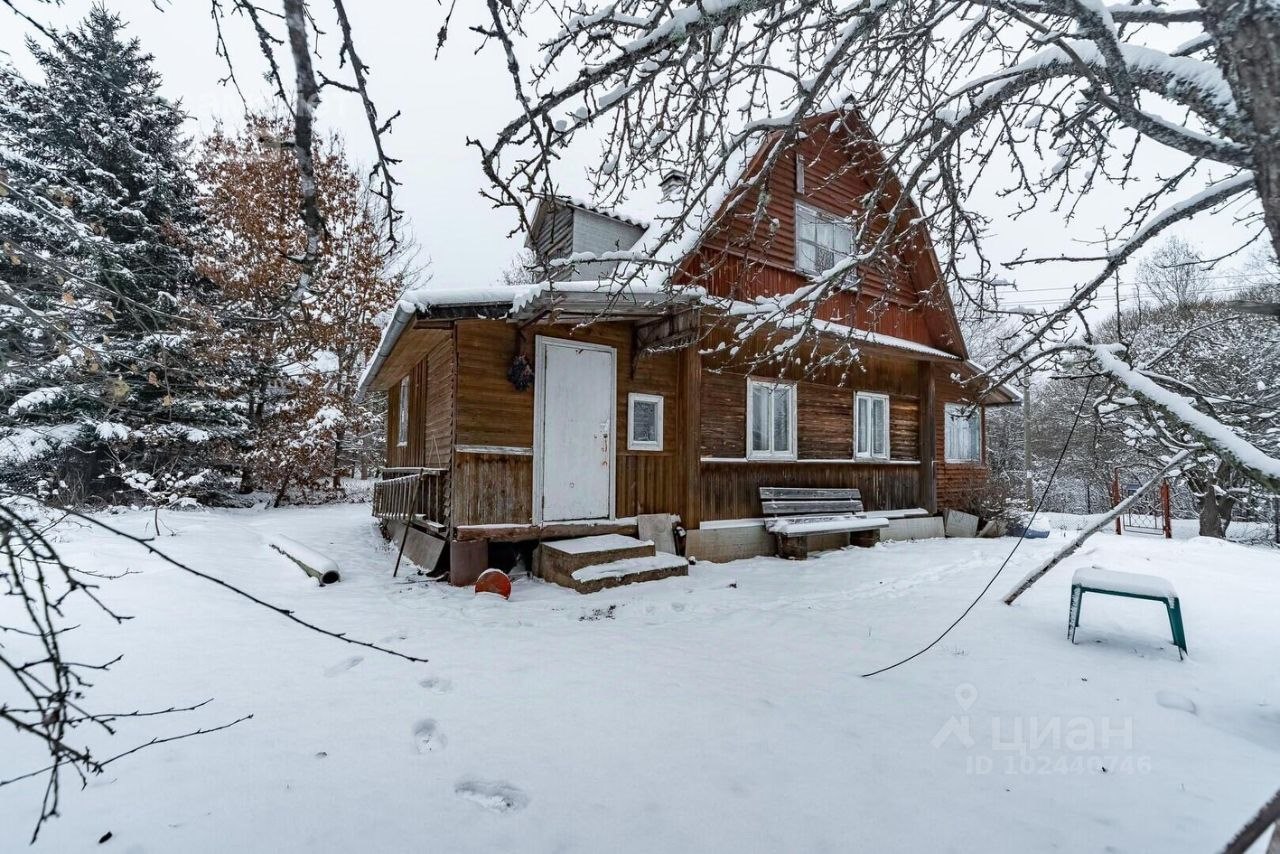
[933,364,990,511]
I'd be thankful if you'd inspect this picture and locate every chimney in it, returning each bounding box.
[660,169,687,201]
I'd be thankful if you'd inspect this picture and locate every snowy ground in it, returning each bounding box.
[2,504,1278,853]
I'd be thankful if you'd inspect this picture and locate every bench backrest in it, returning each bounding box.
[759,487,864,517]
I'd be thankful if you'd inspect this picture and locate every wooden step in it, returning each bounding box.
[566,553,690,594]
[537,534,670,592]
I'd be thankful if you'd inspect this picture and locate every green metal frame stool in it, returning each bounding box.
[1068,566,1187,660]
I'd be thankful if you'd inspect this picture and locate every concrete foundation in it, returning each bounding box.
[687,515,946,560]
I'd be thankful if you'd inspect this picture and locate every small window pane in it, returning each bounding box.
[856,397,869,455]
[633,401,657,443]
[834,223,852,255]
[397,378,409,446]
[797,207,816,243]
[750,384,771,452]
[871,398,885,457]
[771,386,791,453]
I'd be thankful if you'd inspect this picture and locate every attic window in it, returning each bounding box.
[396,377,409,447]
[796,202,853,279]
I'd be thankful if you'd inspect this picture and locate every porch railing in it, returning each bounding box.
[373,468,448,530]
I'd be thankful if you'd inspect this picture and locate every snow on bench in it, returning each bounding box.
[765,515,889,536]
[861,508,930,520]
[758,487,888,559]
[1071,567,1178,603]
[265,534,341,585]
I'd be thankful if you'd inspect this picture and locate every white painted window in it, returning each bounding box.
[945,403,982,462]
[796,202,853,275]
[396,376,409,446]
[747,379,796,459]
[855,392,890,460]
[627,393,663,451]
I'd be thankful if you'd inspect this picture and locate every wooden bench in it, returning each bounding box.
[759,487,889,559]
[1068,566,1187,659]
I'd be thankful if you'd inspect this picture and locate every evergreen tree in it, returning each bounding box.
[0,6,245,503]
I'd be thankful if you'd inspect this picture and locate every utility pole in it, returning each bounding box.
[1022,375,1033,511]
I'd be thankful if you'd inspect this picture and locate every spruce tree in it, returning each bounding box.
[0,6,245,503]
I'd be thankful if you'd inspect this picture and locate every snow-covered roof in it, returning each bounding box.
[356,280,705,397]
[553,195,650,230]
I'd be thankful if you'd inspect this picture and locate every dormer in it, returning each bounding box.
[525,196,647,282]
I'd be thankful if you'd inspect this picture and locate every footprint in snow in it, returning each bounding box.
[413,719,446,753]
[419,676,452,693]
[1156,690,1198,715]
[323,656,363,677]
[455,779,529,813]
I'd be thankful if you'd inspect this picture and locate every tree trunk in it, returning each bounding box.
[1201,0,1280,261]
[1194,463,1236,538]
[331,426,346,491]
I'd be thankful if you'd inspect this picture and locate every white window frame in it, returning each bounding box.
[396,376,409,447]
[795,201,854,277]
[627,393,664,451]
[746,378,797,460]
[944,402,983,463]
[855,392,891,461]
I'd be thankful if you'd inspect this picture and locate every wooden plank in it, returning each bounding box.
[918,361,938,514]
[680,344,702,528]
[759,487,861,500]
[761,499,864,515]
[455,521,639,543]
[700,460,917,520]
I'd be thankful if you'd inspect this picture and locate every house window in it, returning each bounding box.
[945,403,982,463]
[747,379,796,459]
[796,202,853,276]
[627,393,663,451]
[855,392,890,460]
[396,377,409,447]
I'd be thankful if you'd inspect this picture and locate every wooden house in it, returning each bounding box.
[358,111,1019,587]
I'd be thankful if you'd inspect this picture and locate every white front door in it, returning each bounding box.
[535,337,616,523]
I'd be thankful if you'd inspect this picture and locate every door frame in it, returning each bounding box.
[532,335,617,525]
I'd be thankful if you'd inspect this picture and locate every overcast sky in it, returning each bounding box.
[1,0,532,289]
[0,1,1265,315]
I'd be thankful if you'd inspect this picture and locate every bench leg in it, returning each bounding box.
[849,529,880,548]
[1167,600,1187,659]
[775,534,808,560]
[1068,586,1084,643]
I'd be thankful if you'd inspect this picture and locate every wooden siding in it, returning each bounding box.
[384,329,453,469]
[933,363,990,511]
[673,115,965,355]
[700,461,919,521]
[530,204,574,281]
[698,327,921,471]
[449,319,686,527]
